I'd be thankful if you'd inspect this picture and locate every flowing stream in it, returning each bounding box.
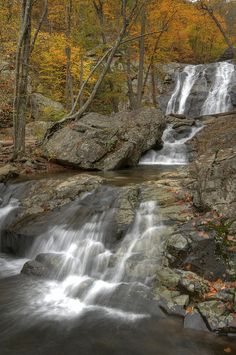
[1,60,236,354]
[139,123,203,166]
[0,173,235,354]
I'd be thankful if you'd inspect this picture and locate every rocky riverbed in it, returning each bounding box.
[0,111,236,340]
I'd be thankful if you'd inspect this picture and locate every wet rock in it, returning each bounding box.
[113,186,139,239]
[93,282,166,317]
[184,311,209,332]
[21,253,73,279]
[159,301,186,317]
[21,260,49,277]
[43,108,166,170]
[35,253,70,275]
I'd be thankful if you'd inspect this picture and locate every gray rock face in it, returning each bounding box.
[184,311,209,332]
[43,108,166,171]
[30,93,64,121]
[189,114,236,221]
[197,301,233,332]
[21,260,49,277]
[219,47,236,61]
[21,253,72,279]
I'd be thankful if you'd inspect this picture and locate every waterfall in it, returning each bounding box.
[0,186,165,319]
[166,61,235,117]
[166,65,201,115]
[139,123,203,166]
[0,199,27,278]
[201,62,235,115]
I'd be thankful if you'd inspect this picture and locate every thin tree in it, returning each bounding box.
[92,0,119,112]
[44,0,146,140]
[13,0,33,159]
[13,0,48,159]
[65,0,74,111]
[198,0,233,48]
[136,3,146,108]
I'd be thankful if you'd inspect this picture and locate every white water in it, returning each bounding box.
[166,61,235,116]
[201,61,235,115]
[0,200,27,277]
[0,189,166,320]
[166,65,201,115]
[30,196,163,318]
[139,123,203,166]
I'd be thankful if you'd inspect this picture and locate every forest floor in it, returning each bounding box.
[0,126,70,176]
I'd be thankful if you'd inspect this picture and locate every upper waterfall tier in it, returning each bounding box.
[166,61,236,117]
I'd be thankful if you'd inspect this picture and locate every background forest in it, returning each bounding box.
[1,0,235,120]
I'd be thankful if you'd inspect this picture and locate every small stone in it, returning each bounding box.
[156,267,181,288]
[179,271,210,295]
[184,311,209,332]
[21,260,49,278]
[168,234,189,251]
[173,294,189,307]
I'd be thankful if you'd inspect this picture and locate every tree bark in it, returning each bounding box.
[65,0,74,111]
[136,4,146,108]
[13,0,32,158]
[199,1,233,48]
[92,0,119,113]
[126,48,136,110]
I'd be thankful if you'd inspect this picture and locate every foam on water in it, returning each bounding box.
[139,123,203,166]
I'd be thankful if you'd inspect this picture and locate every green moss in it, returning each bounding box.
[41,107,66,122]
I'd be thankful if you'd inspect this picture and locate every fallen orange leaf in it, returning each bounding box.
[186,306,194,314]
[224,347,232,353]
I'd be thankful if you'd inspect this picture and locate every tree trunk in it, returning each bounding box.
[136,5,146,108]
[65,0,74,111]
[151,64,157,107]
[43,0,145,140]
[126,48,136,110]
[93,0,119,113]
[199,1,232,48]
[13,0,32,159]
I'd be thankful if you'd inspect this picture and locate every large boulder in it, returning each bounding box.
[43,108,166,171]
[30,93,65,121]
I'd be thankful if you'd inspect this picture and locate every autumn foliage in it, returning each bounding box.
[0,0,233,112]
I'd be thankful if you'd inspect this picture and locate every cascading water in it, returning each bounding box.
[166,61,236,117]
[0,186,165,320]
[139,123,203,166]
[201,61,235,115]
[0,198,27,278]
[140,61,235,166]
[166,65,201,115]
